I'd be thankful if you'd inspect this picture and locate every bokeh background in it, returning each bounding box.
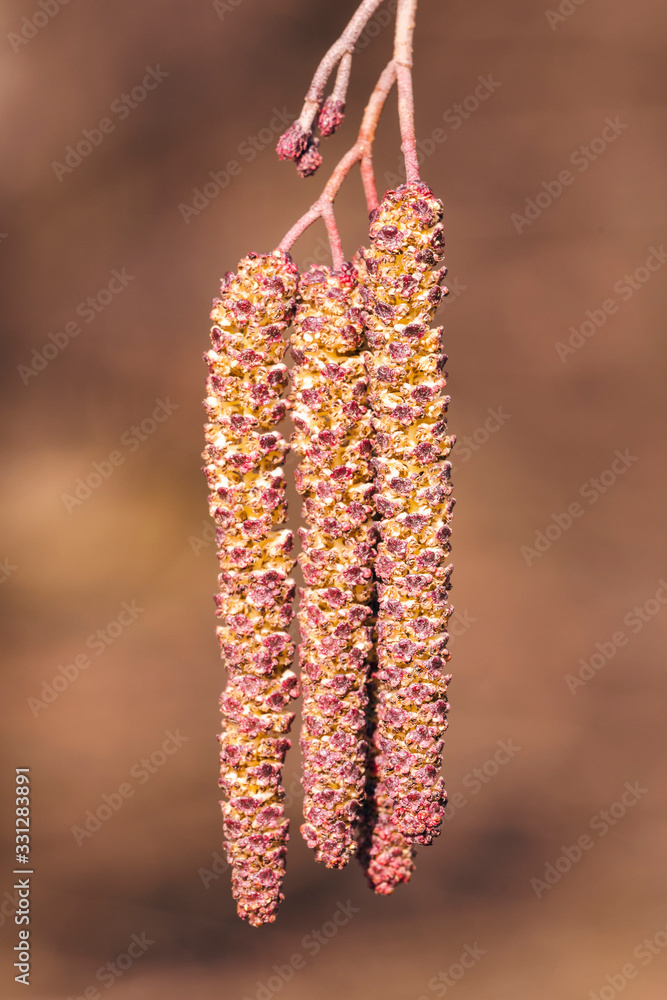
[2,0,666,997]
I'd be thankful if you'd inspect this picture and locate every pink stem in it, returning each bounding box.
[332,51,353,103]
[360,155,379,212]
[356,59,397,210]
[298,0,389,131]
[394,0,420,182]
[322,204,345,271]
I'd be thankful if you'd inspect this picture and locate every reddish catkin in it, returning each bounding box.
[203,250,300,926]
[290,263,378,868]
[358,182,455,847]
[357,668,417,894]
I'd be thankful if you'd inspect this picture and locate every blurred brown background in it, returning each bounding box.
[1,0,666,997]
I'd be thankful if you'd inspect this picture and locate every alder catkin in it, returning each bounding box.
[203,250,299,926]
[357,668,416,894]
[290,263,378,868]
[358,182,455,847]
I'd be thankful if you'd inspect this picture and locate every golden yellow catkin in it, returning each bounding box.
[358,182,455,848]
[203,250,299,926]
[290,262,377,868]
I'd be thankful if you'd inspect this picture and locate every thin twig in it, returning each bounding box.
[360,153,379,213]
[357,59,397,209]
[297,0,389,132]
[394,0,420,182]
[322,204,345,271]
[332,51,353,104]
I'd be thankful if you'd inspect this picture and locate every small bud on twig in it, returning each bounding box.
[318,97,346,137]
[276,122,311,161]
[296,137,323,178]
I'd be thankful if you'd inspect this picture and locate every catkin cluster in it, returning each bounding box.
[204,184,454,925]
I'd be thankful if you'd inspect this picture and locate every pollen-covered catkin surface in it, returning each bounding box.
[290,263,378,868]
[358,182,455,847]
[203,250,299,926]
[357,669,416,894]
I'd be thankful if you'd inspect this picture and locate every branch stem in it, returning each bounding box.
[279,0,421,264]
[279,61,397,260]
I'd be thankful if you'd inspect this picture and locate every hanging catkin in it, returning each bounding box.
[357,666,417,894]
[203,250,299,926]
[290,262,378,868]
[358,181,455,847]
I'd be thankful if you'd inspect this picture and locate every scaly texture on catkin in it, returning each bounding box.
[291,263,378,868]
[357,667,416,894]
[203,250,300,926]
[358,182,455,847]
